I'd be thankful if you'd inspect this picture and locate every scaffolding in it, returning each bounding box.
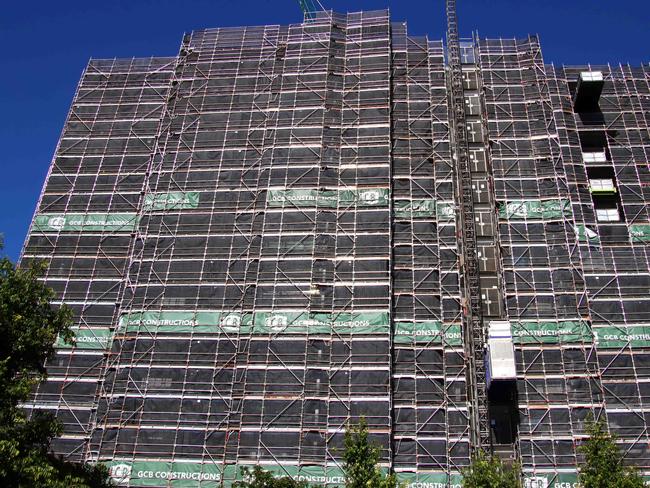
[95,10,397,485]
[477,38,650,482]
[390,17,470,480]
[21,6,650,488]
[23,57,177,461]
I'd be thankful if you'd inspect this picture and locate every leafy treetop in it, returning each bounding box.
[578,415,644,488]
[461,450,521,488]
[0,256,112,487]
[343,417,399,488]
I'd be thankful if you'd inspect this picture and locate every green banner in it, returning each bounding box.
[118,311,251,334]
[630,224,650,242]
[394,200,436,218]
[523,472,578,488]
[105,461,348,487]
[100,463,642,488]
[118,311,389,335]
[267,189,337,207]
[33,213,139,232]
[593,326,650,348]
[252,311,389,335]
[240,465,346,486]
[436,202,455,221]
[353,189,390,207]
[575,224,600,244]
[394,322,462,346]
[105,460,226,487]
[267,188,389,208]
[499,199,571,220]
[56,327,113,350]
[397,472,462,488]
[144,192,200,211]
[512,321,592,344]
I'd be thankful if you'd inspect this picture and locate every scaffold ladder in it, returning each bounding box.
[445,0,490,451]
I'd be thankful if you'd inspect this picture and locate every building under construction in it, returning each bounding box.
[22,4,650,487]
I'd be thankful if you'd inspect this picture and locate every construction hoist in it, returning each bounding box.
[445,0,491,451]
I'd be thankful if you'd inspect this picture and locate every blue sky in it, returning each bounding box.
[1,0,647,261]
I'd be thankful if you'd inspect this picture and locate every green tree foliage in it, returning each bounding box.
[578,415,644,488]
[343,417,398,488]
[461,451,521,488]
[0,256,112,487]
[234,419,399,488]
[233,466,315,488]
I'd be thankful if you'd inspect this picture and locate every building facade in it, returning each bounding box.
[22,9,650,487]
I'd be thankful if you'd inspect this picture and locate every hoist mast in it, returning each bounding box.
[445,0,491,451]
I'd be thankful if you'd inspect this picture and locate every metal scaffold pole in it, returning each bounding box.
[445,0,490,452]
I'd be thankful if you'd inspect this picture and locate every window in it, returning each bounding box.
[580,71,604,82]
[596,207,620,222]
[583,151,607,163]
[590,178,616,193]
